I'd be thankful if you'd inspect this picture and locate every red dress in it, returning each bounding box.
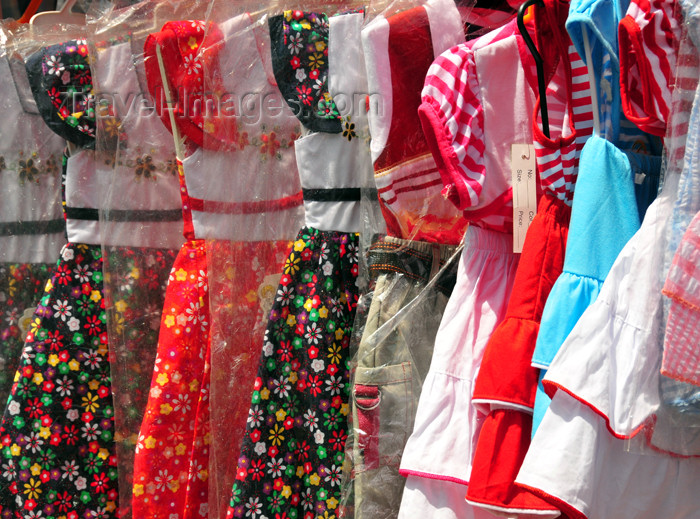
[133,17,303,519]
[465,0,592,514]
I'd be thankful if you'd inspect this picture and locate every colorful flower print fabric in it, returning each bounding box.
[101,245,178,515]
[226,227,359,519]
[0,263,55,409]
[25,40,95,147]
[131,238,293,519]
[269,11,342,133]
[0,244,118,518]
[131,240,210,519]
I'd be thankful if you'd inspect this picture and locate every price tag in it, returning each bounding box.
[511,144,537,253]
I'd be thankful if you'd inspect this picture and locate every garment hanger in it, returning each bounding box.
[30,0,86,28]
[155,42,185,161]
[17,0,43,23]
[517,0,549,138]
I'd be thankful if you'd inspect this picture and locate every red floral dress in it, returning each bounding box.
[135,16,303,518]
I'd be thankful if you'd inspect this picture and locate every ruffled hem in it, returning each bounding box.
[516,392,700,519]
[472,317,541,411]
[466,409,561,516]
[532,271,602,369]
[539,196,700,456]
[399,370,484,483]
[541,278,662,438]
[398,476,494,519]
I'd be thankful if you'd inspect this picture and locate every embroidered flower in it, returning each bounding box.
[308,52,324,70]
[165,158,178,176]
[18,157,39,184]
[296,85,313,106]
[288,33,303,54]
[317,98,338,119]
[343,118,356,141]
[260,132,281,157]
[44,155,59,176]
[102,117,121,139]
[135,155,156,180]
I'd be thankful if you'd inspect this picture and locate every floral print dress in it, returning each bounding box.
[0,40,66,411]
[135,17,304,519]
[0,41,122,519]
[226,11,369,519]
[0,156,120,518]
[0,38,183,519]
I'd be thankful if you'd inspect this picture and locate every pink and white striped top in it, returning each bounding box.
[418,19,537,233]
[532,44,594,206]
[619,0,685,136]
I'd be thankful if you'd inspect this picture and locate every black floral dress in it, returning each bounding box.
[0,38,179,519]
[227,228,359,519]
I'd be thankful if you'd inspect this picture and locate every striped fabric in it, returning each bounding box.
[533,45,594,206]
[420,21,520,232]
[362,0,469,243]
[662,210,700,386]
[462,0,518,39]
[619,0,685,136]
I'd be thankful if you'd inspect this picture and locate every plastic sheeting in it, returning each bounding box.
[0,22,65,408]
[87,1,206,515]
[338,1,474,518]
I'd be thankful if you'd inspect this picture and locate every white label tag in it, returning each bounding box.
[511,144,538,253]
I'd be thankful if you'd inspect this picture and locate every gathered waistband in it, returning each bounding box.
[537,192,573,225]
[464,224,515,253]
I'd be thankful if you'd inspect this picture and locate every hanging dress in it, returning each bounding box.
[136,15,303,518]
[397,17,537,519]
[226,10,364,519]
[0,33,181,517]
[0,40,119,519]
[463,0,593,515]
[514,2,700,517]
[90,23,186,515]
[0,37,65,407]
[529,0,663,434]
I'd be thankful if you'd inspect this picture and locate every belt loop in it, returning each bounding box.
[429,244,441,280]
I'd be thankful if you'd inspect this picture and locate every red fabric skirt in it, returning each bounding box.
[132,239,290,519]
[466,194,570,515]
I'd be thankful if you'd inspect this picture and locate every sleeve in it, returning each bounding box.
[618,0,683,136]
[268,11,342,134]
[418,44,486,211]
[143,20,230,149]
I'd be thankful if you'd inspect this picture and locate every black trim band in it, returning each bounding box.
[0,219,65,236]
[302,188,378,202]
[65,207,183,222]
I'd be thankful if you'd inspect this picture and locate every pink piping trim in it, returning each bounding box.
[398,468,469,486]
